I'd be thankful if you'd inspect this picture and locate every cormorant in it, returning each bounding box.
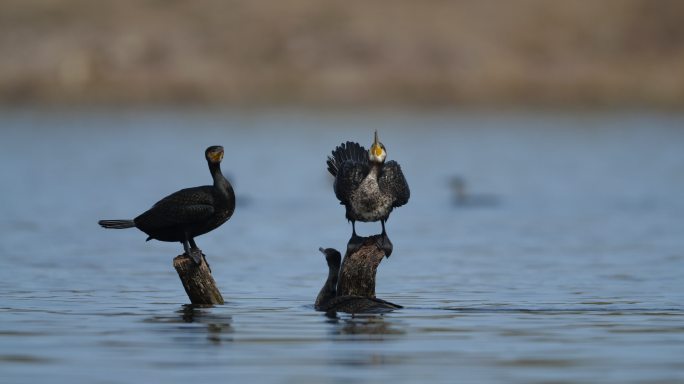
[326,131,409,257]
[315,248,402,314]
[315,247,341,309]
[449,175,499,207]
[98,145,235,265]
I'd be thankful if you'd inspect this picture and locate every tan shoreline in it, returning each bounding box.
[1,0,683,107]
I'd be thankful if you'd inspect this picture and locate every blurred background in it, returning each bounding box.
[1,0,684,108]
[2,2,684,384]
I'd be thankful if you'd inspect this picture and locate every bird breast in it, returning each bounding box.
[350,171,393,221]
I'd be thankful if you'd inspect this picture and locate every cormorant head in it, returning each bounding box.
[205,145,224,164]
[319,247,341,269]
[369,130,387,164]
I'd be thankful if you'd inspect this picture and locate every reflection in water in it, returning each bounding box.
[179,305,234,345]
[145,305,233,345]
[178,304,210,323]
[322,314,408,369]
[178,305,233,345]
[326,314,406,337]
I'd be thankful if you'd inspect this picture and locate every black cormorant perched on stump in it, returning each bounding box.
[98,145,235,265]
[326,131,410,257]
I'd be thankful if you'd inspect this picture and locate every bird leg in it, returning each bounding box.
[183,237,203,266]
[346,221,364,255]
[188,238,211,272]
[182,239,193,258]
[376,220,393,257]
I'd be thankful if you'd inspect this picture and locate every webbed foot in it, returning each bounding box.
[346,233,364,255]
[187,248,203,265]
[375,233,393,258]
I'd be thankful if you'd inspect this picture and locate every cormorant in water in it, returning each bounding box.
[315,248,402,314]
[315,247,341,309]
[326,131,409,257]
[98,146,235,265]
[449,175,499,207]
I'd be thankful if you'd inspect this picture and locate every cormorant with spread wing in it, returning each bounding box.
[98,145,235,265]
[326,131,410,256]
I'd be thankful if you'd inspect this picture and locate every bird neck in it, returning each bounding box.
[315,264,339,307]
[209,162,233,197]
[369,162,382,177]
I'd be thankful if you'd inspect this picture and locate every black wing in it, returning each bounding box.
[326,141,368,176]
[327,142,369,205]
[334,161,369,204]
[378,161,410,208]
[134,186,215,230]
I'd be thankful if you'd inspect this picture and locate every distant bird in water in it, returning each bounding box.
[315,248,402,314]
[98,146,235,265]
[449,175,499,207]
[326,131,410,257]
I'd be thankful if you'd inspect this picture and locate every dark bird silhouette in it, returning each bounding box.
[449,175,500,207]
[315,248,402,315]
[315,247,341,309]
[98,146,235,265]
[326,131,409,257]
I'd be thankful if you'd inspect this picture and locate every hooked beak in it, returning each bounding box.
[209,149,224,163]
[371,130,384,158]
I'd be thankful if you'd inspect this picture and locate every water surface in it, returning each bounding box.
[1,109,683,383]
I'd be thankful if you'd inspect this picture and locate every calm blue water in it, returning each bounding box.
[1,108,683,383]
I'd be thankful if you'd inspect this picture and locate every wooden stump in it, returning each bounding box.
[337,235,386,298]
[173,254,224,305]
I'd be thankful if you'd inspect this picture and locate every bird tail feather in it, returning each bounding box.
[98,219,136,229]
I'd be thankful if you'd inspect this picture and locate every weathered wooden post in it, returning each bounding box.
[173,254,224,305]
[315,235,401,314]
[337,235,387,298]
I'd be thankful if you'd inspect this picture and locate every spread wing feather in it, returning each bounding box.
[379,161,410,208]
[334,161,369,204]
[327,141,368,176]
[327,142,370,205]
